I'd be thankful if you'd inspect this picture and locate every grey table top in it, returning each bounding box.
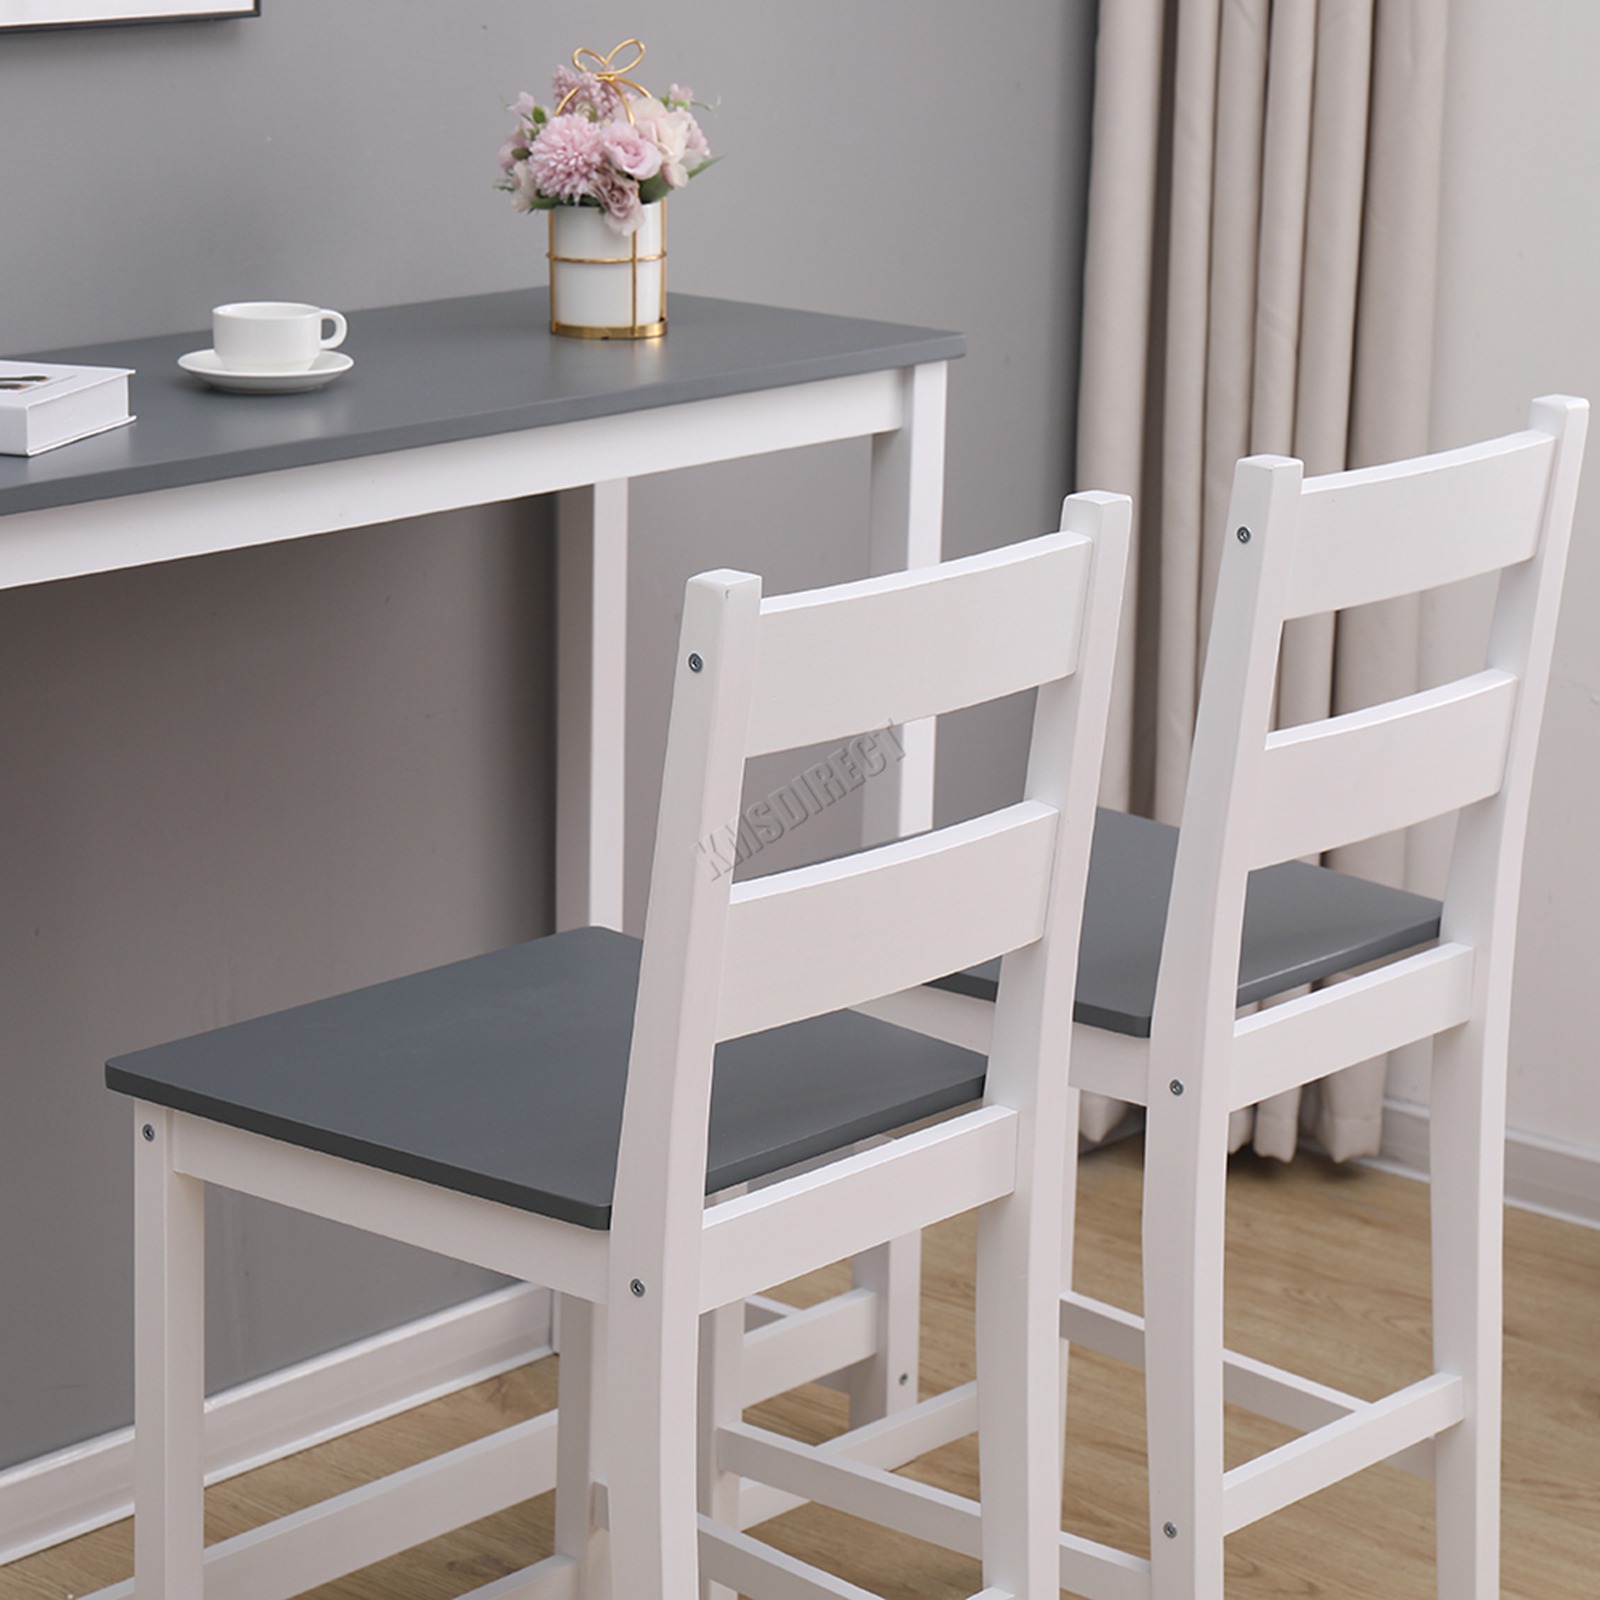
[2,289,965,518]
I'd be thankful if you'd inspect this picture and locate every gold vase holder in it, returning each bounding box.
[547,205,667,340]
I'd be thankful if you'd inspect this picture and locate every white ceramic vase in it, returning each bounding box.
[547,203,666,338]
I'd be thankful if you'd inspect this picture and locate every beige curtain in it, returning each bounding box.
[1074,0,1450,1158]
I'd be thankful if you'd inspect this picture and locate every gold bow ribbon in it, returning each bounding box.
[557,38,650,124]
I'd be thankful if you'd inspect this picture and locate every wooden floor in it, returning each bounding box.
[4,1137,1597,1600]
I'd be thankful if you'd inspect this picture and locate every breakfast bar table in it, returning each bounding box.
[0,288,963,930]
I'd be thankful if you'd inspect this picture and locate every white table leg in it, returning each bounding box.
[852,362,947,1423]
[555,480,630,932]
[864,362,947,846]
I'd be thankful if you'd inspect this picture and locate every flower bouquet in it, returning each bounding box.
[498,41,715,337]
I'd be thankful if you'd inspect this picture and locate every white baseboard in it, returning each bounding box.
[0,1283,552,1566]
[1377,1099,1600,1228]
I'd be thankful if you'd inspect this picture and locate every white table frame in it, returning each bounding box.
[1,361,948,935]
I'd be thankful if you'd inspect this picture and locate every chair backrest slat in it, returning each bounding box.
[745,534,1092,758]
[1285,430,1553,620]
[1230,942,1477,1109]
[1249,670,1518,867]
[717,802,1057,1042]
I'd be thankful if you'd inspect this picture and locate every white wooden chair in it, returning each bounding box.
[861,396,1588,1598]
[1126,396,1587,1600]
[107,493,1129,1600]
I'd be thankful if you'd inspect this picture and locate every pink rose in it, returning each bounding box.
[601,123,663,182]
[629,95,695,188]
[593,168,645,235]
[683,110,710,163]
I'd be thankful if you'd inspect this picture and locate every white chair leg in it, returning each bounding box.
[1427,1025,1506,1599]
[975,1178,1064,1600]
[1142,1090,1229,1600]
[697,1303,744,1600]
[1057,1111,1081,1471]
[554,1294,612,1599]
[845,1233,922,1424]
[134,1105,206,1600]
[606,1275,702,1600]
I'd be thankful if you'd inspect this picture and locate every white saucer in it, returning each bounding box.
[178,349,354,394]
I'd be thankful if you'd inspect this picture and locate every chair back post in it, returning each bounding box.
[989,492,1131,1117]
[1424,396,1586,1596]
[1137,455,1303,1576]
[1147,455,1304,1089]
[976,491,1129,1587]
[1440,395,1588,1004]
[991,491,1131,1102]
[607,567,762,1595]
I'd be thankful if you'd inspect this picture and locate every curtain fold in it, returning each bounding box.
[1074,0,1450,1158]
[1076,0,1169,822]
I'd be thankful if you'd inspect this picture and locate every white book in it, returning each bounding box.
[0,360,134,457]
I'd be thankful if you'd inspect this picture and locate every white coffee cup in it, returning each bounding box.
[212,301,348,373]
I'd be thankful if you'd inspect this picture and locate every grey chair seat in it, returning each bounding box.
[934,808,1441,1037]
[106,811,1440,1233]
[106,926,987,1230]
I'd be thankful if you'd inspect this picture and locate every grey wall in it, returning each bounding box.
[0,0,1097,1472]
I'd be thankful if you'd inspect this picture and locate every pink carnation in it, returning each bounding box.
[527,113,605,201]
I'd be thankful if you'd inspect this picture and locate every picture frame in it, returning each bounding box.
[0,0,257,29]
